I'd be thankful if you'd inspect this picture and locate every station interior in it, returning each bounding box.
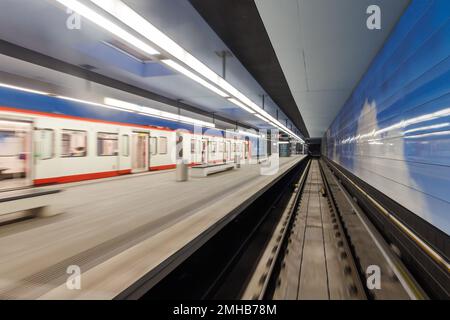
[0,0,448,301]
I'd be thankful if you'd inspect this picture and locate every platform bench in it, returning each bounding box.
[0,189,63,218]
[190,163,236,177]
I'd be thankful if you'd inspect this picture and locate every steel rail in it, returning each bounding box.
[255,159,312,299]
[326,160,450,274]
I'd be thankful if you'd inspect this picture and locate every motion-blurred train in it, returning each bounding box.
[0,84,264,191]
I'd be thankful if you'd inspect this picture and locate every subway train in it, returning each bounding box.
[323,0,450,239]
[0,84,262,191]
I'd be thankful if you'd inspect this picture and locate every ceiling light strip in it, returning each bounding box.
[88,0,303,142]
[255,114,269,122]
[0,82,214,128]
[0,83,52,96]
[228,98,255,114]
[104,97,215,127]
[56,0,159,55]
[161,60,229,98]
[237,130,260,138]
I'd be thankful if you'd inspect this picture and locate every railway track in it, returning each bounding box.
[323,158,448,299]
[244,158,427,300]
[243,159,367,299]
[140,157,309,300]
[138,157,430,300]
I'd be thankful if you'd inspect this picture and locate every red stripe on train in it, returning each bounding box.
[149,164,176,171]
[33,160,237,185]
[34,169,132,185]
[33,163,202,185]
[149,163,207,171]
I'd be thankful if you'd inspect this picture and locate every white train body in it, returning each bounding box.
[0,103,251,189]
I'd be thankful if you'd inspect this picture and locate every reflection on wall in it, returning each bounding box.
[324,0,450,235]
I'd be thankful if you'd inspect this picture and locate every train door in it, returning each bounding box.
[119,132,131,172]
[237,141,243,161]
[231,140,236,161]
[131,132,149,172]
[0,119,32,191]
[226,141,231,162]
[201,138,208,164]
[190,138,197,164]
[197,140,202,164]
[149,136,157,168]
[208,140,216,163]
[244,139,250,160]
[222,141,226,162]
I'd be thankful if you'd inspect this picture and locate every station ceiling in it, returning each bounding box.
[191,0,410,137]
[0,0,296,133]
[0,0,410,138]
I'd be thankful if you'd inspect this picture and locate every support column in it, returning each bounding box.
[175,130,188,182]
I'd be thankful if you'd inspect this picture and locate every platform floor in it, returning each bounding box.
[0,177,29,191]
[0,155,304,299]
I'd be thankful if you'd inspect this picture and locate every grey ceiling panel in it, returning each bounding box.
[189,0,309,138]
[256,0,410,137]
[0,0,286,131]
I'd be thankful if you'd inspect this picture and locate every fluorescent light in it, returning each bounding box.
[0,82,51,96]
[0,81,124,112]
[161,60,229,98]
[91,0,182,57]
[255,114,269,122]
[103,97,144,112]
[57,95,126,112]
[104,97,215,127]
[0,84,143,121]
[238,130,260,138]
[0,81,215,127]
[89,0,303,141]
[250,105,304,141]
[56,0,159,55]
[228,98,255,114]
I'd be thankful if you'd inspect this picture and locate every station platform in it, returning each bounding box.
[0,155,305,299]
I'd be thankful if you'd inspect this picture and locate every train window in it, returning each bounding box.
[0,130,17,157]
[36,129,54,159]
[97,133,118,156]
[122,135,129,157]
[61,130,87,157]
[232,143,236,152]
[158,137,167,154]
[150,137,157,155]
[219,142,224,153]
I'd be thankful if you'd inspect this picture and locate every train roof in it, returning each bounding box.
[0,86,251,139]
